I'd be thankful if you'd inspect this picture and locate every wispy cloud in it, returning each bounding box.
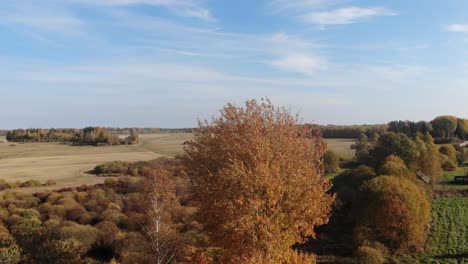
[302,6,396,28]
[269,0,345,13]
[0,3,84,34]
[446,24,468,33]
[269,54,328,75]
[74,0,214,21]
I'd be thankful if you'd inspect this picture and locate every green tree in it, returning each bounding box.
[430,116,458,139]
[368,132,418,168]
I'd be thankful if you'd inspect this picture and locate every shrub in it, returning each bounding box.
[0,244,21,264]
[324,150,340,173]
[46,179,57,186]
[60,222,99,248]
[0,179,12,191]
[354,246,385,264]
[378,155,414,179]
[20,180,42,188]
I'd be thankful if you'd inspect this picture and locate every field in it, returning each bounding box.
[139,133,193,156]
[0,134,194,192]
[0,134,353,192]
[419,197,468,263]
[324,138,355,160]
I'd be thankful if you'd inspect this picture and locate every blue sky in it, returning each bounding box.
[2,0,468,128]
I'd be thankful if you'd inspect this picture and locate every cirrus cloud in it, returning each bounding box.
[301,6,396,29]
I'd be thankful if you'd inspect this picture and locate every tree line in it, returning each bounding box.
[312,115,468,142]
[6,127,139,146]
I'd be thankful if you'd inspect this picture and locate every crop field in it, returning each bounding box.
[0,135,184,192]
[421,197,468,263]
[324,138,355,160]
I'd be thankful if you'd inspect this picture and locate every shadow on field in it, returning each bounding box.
[435,252,468,259]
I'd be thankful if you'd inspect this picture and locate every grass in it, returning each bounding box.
[324,138,355,160]
[418,197,468,263]
[436,166,468,190]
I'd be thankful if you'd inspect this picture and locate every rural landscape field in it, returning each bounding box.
[0,134,354,192]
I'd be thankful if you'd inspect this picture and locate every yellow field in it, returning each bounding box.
[0,134,354,192]
[0,134,185,192]
[138,133,193,156]
[324,138,355,159]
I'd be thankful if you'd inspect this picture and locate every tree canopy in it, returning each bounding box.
[183,99,334,263]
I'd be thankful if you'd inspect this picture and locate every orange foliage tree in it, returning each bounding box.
[183,99,334,263]
[355,176,430,253]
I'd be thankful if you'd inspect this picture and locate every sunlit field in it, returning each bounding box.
[324,138,355,160]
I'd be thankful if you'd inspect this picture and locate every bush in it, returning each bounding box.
[60,222,99,248]
[378,155,414,179]
[0,244,21,264]
[354,246,385,264]
[20,180,42,188]
[46,180,57,186]
[0,179,12,191]
[324,150,340,173]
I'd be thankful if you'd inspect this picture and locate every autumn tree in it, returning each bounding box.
[183,99,334,263]
[354,176,430,253]
[324,150,340,173]
[378,155,414,179]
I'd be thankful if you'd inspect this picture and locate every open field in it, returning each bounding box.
[0,134,356,192]
[324,138,355,160]
[419,197,468,263]
[0,152,162,192]
[0,134,189,192]
[138,133,193,156]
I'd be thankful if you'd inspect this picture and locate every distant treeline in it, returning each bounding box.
[387,116,468,142]
[105,127,195,134]
[6,127,139,146]
[310,124,388,139]
[310,115,468,142]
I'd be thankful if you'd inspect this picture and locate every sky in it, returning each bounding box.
[2,0,468,128]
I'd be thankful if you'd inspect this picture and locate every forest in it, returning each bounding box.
[0,100,466,263]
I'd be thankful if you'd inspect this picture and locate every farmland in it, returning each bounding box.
[420,197,468,263]
[0,134,188,192]
[324,138,355,160]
